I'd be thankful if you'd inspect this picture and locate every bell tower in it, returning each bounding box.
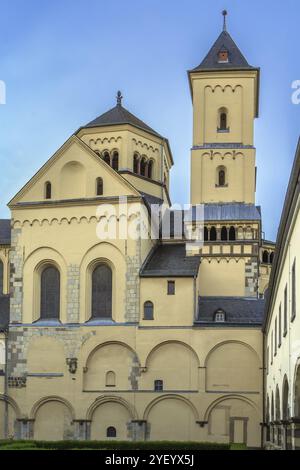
[189,11,260,205]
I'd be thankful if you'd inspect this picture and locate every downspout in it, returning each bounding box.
[4,327,9,439]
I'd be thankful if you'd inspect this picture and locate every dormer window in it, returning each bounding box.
[214,309,226,322]
[218,48,229,63]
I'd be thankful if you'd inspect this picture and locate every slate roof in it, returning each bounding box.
[196,296,265,326]
[140,244,201,277]
[82,104,163,139]
[194,203,261,222]
[191,30,255,72]
[0,219,11,245]
[0,295,9,331]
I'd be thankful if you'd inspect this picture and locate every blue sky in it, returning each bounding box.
[0,0,299,240]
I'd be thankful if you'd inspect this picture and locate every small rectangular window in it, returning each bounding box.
[154,380,163,391]
[283,285,288,336]
[167,281,175,295]
[278,304,282,348]
[291,259,296,321]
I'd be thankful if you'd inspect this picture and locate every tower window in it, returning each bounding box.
[262,250,269,264]
[216,166,227,187]
[45,182,52,200]
[133,154,139,174]
[91,264,112,319]
[204,227,208,241]
[229,226,236,241]
[221,226,228,241]
[154,380,163,391]
[40,265,60,320]
[140,157,147,177]
[209,226,217,241]
[218,108,229,132]
[218,48,229,63]
[103,152,110,166]
[148,160,154,179]
[112,151,119,171]
[96,177,103,196]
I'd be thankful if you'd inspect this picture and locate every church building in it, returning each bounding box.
[0,14,277,447]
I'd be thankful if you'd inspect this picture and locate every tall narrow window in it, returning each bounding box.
[0,260,3,295]
[133,154,139,174]
[103,152,110,166]
[270,252,274,264]
[220,112,227,130]
[140,157,147,177]
[229,226,236,241]
[210,227,217,241]
[96,177,103,196]
[148,160,153,179]
[275,317,277,356]
[40,266,60,319]
[45,182,52,200]
[106,427,116,438]
[204,227,208,241]
[144,301,154,320]
[292,259,296,321]
[262,250,269,264]
[91,264,112,319]
[284,285,288,336]
[112,151,119,171]
[278,305,282,348]
[221,226,228,241]
[154,380,163,391]
[167,281,175,295]
[218,168,226,187]
[106,371,116,387]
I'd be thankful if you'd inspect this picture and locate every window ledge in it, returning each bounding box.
[85,318,115,325]
[217,128,230,133]
[215,184,228,188]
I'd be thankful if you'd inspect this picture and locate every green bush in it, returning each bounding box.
[0,440,230,451]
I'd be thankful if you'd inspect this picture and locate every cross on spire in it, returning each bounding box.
[222,10,228,31]
[116,90,123,107]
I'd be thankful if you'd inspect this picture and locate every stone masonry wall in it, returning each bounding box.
[9,228,23,323]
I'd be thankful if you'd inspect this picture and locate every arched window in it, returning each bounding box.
[96,177,103,196]
[217,166,226,187]
[103,152,110,166]
[214,309,226,322]
[210,226,217,241]
[0,260,3,294]
[40,266,60,319]
[204,227,208,242]
[218,108,228,131]
[106,427,117,438]
[140,157,147,177]
[91,264,112,319]
[45,182,52,200]
[154,379,163,391]
[106,371,116,387]
[270,252,274,264]
[221,226,228,241]
[144,301,154,320]
[133,154,139,174]
[262,250,269,264]
[229,226,236,241]
[148,160,154,179]
[112,151,119,171]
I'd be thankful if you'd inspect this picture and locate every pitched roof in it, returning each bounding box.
[81,104,163,138]
[196,296,265,326]
[0,295,9,331]
[0,219,11,245]
[191,30,255,72]
[140,243,201,278]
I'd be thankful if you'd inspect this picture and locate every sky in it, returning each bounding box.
[0,0,299,241]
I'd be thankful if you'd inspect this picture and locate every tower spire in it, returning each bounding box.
[222,9,228,31]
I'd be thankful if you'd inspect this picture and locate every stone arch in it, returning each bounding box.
[143,395,199,441]
[204,341,261,392]
[204,394,259,421]
[83,341,140,392]
[31,396,75,441]
[0,395,20,439]
[88,396,136,440]
[145,340,200,368]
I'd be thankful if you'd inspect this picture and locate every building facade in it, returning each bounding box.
[263,140,300,450]
[0,19,276,447]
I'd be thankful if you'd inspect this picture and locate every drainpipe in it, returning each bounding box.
[4,327,9,439]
